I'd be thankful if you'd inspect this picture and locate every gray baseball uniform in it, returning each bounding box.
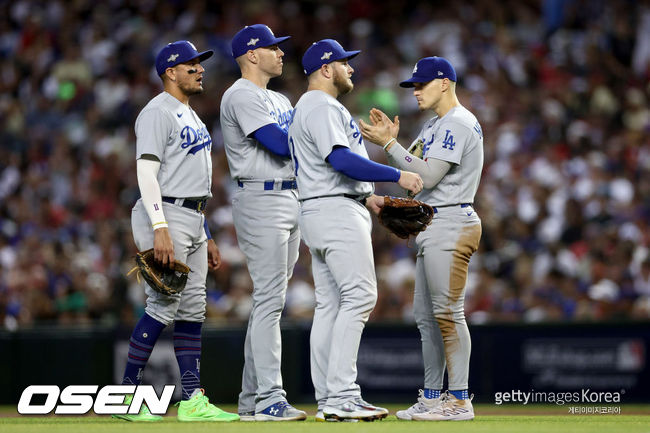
[388,105,483,391]
[288,90,376,408]
[132,91,213,324]
[220,78,300,413]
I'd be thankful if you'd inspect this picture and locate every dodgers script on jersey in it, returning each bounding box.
[289,90,374,199]
[411,106,483,205]
[220,78,294,180]
[135,92,213,198]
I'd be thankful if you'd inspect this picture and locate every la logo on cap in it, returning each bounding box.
[167,53,179,62]
[413,64,418,73]
[247,38,259,46]
[321,52,332,60]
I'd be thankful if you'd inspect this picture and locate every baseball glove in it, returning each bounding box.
[378,196,434,239]
[127,249,190,296]
[408,139,425,158]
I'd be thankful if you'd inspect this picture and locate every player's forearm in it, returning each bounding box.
[386,141,451,188]
[328,146,400,182]
[137,159,168,229]
[252,123,291,157]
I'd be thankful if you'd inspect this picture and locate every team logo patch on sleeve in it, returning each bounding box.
[441,130,455,150]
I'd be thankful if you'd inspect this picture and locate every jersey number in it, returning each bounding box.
[289,136,299,176]
[441,130,456,150]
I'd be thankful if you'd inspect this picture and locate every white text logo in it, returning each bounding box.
[17,385,175,415]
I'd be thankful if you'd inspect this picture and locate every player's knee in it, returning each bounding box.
[357,287,378,314]
[253,291,286,313]
[144,309,175,326]
[432,309,466,327]
[415,312,436,331]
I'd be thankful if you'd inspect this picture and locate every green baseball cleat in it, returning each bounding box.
[111,394,163,422]
[177,388,240,422]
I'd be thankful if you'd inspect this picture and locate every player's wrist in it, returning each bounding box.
[383,137,397,151]
[152,222,169,230]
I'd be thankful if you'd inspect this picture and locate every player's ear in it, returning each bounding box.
[320,63,332,79]
[164,67,176,82]
[246,49,258,64]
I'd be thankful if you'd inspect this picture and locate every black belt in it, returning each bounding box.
[237,179,297,190]
[162,196,207,212]
[301,193,367,206]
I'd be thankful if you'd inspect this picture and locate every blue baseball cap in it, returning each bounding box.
[231,24,290,58]
[155,41,213,76]
[301,39,360,75]
[399,56,457,87]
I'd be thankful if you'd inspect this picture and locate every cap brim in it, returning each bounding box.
[399,74,432,88]
[340,50,361,61]
[259,35,291,48]
[196,50,214,62]
[399,77,418,88]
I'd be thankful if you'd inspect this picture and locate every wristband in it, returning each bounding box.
[152,221,168,229]
[383,138,396,150]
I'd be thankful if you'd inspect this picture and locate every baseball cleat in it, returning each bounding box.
[238,410,256,421]
[111,394,162,422]
[412,393,474,421]
[322,398,388,421]
[254,401,307,421]
[177,388,240,422]
[396,389,446,420]
[316,409,359,422]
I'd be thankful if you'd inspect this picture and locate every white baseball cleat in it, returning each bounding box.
[396,389,446,420]
[322,398,388,421]
[412,393,474,421]
[316,410,359,422]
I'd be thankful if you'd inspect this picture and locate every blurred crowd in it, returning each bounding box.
[1,0,650,330]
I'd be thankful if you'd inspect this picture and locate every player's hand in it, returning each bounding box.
[359,108,400,147]
[153,227,175,268]
[365,194,385,215]
[207,239,222,270]
[398,171,423,195]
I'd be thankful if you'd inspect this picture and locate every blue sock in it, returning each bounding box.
[424,389,441,399]
[450,390,469,400]
[121,313,166,385]
[174,321,203,400]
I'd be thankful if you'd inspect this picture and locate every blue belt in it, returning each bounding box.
[432,203,472,213]
[162,196,207,212]
[237,179,297,190]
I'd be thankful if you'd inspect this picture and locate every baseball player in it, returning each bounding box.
[220,25,305,422]
[360,56,483,421]
[288,39,423,422]
[114,41,238,422]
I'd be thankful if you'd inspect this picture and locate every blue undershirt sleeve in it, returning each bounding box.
[327,146,401,182]
[252,123,290,157]
[204,217,212,240]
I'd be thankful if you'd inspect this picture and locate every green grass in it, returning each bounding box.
[1,404,649,433]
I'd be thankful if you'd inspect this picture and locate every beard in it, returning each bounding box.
[333,69,353,95]
[180,80,204,96]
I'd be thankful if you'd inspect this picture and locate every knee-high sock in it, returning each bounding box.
[174,321,202,400]
[121,313,166,385]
